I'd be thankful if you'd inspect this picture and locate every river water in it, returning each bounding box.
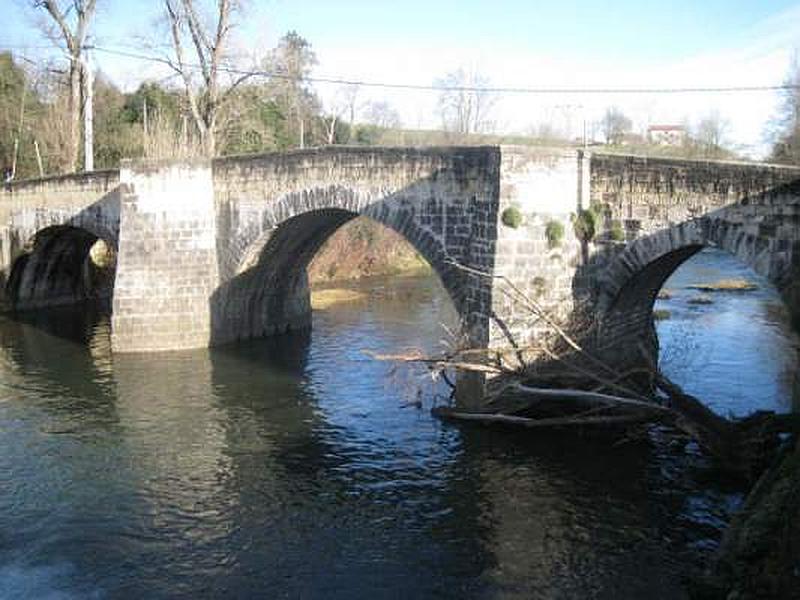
[0,249,797,599]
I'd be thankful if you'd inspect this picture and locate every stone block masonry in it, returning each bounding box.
[585,153,800,371]
[210,146,502,350]
[111,160,220,352]
[0,170,120,307]
[2,146,799,407]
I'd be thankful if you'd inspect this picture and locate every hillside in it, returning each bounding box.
[308,217,430,284]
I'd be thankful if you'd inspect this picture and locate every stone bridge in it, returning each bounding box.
[1,146,798,405]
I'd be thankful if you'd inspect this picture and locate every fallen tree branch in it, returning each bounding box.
[537,346,649,401]
[502,383,671,415]
[432,406,660,428]
[365,350,506,374]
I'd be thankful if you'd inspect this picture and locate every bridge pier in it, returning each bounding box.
[111,160,220,352]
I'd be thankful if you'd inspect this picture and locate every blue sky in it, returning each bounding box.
[3,0,800,155]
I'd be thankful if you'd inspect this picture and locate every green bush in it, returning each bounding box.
[573,208,597,242]
[532,276,548,298]
[545,220,564,248]
[501,206,523,228]
[609,220,625,241]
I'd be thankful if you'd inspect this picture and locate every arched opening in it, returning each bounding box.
[6,225,117,312]
[211,209,462,346]
[603,241,799,416]
[209,211,463,468]
[653,247,798,416]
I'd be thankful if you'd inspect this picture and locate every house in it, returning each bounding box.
[648,125,687,146]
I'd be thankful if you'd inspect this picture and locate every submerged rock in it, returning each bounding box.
[688,279,759,292]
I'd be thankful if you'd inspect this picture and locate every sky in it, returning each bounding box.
[3,0,800,157]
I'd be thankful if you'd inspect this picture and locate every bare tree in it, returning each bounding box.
[695,111,729,157]
[435,67,494,137]
[33,0,97,172]
[601,106,632,145]
[362,100,401,130]
[320,84,360,145]
[163,0,250,157]
[342,84,360,141]
[770,56,800,164]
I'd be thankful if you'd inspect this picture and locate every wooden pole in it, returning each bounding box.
[11,138,19,179]
[33,140,44,177]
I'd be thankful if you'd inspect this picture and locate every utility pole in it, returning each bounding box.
[83,48,94,172]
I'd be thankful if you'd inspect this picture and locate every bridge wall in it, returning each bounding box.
[588,153,800,241]
[2,148,798,406]
[586,153,800,368]
[210,146,502,349]
[0,171,120,309]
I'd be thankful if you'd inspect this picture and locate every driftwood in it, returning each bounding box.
[489,382,670,416]
[432,406,659,429]
[656,374,800,480]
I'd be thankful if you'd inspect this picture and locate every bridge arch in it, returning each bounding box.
[594,214,799,366]
[6,224,117,311]
[210,185,469,345]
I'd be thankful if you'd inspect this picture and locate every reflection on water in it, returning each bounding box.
[656,248,800,416]
[0,270,795,598]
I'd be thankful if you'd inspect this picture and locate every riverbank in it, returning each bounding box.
[694,439,800,598]
[308,216,430,284]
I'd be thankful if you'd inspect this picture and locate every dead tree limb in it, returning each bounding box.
[432,407,661,429]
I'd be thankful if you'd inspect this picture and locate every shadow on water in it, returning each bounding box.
[0,271,790,599]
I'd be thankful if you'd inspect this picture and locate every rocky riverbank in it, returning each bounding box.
[694,439,800,599]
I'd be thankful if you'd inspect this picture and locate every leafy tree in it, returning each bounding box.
[263,31,320,149]
[0,52,48,179]
[122,82,181,127]
[93,74,141,168]
[601,106,632,145]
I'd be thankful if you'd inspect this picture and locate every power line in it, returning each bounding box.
[4,42,799,96]
[89,45,800,95]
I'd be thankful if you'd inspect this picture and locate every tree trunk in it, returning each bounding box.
[67,59,82,173]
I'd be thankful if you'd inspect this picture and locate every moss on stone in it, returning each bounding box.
[501,206,523,228]
[545,220,564,248]
[572,208,598,243]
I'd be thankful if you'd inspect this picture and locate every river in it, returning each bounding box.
[0,249,797,599]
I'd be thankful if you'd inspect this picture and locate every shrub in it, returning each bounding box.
[501,206,523,228]
[532,276,548,298]
[545,220,564,248]
[573,208,597,242]
[609,220,625,242]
